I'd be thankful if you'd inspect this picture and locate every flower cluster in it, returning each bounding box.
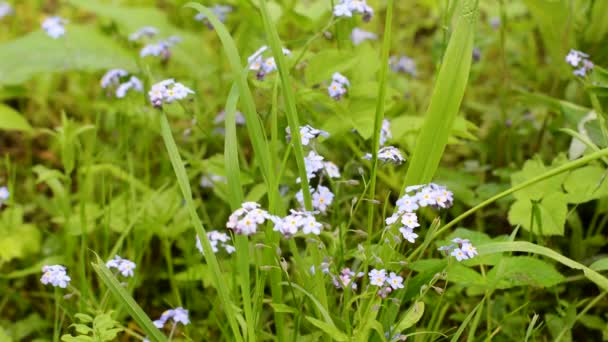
[128,26,159,41]
[106,255,136,277]
[369,269,404,298]
[386,183,454,244]
[328,72,350,100]
[296,185,334,214]
[0,186,9,206]
[331,267,365,290]
[194,4,232,27]
[300,150,341,183]
[565,49,594,77]
[248,45,291,80]
[390,55,417,77]
[196,231,236,254]
[148,79,194,107]
[42,16,67,39]
[40,265,71,288]
[100,69,143,98]
[439,238,478,261]
[140,36,181,61]
[271,209,322,237]
[226,202,272,236]
[380,119,392,146]
[286,125,329,146]
[363,146,406,164]
[153,307,190,329]
[351,28,377,46]
[333,0,374,22]
[0,2,13,19]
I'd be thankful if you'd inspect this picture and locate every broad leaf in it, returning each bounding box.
[486,256,565,289]
[508,192,568,236]
[0,104,32,132]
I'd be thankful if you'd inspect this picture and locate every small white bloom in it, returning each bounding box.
[380,119,392,146]
[333,4,352,17]
[286,124,329,146]
[395,194,418,213]
[332,72,350,87]
[129,26,159,41]
[328,81,347,100]
[323,161,341,179]
[153,307,190,328]
[368,269,387,287]
[0,2,13,19]
[377,146,405,164]
[400,212,419,229]
[351,28,377,46]
[106,255,136,277]
[390,56,417,77]
[399,227,418,243]
[387,272,404,289]
[451,248,467,261]
[312,185,334,213]
[115,76,144,98]
[148,79,194,107]
[40,265,71,288]
[196,231,234,255]
[303,150,325,180]
[417,186,436,207]
[194,5,233,23]
[42,16,68,39]
[0,186,9,203]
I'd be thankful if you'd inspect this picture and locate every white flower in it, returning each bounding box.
[417,186,436,207]
[195,5,232,23]
[395,194,418,213]
[140,36,180,60]
[461,242,478,258]
[328,81,347,100]
[565,49,593,77]
[333,3,352,17]
[400,212,419,229]
[351,28,377,45]
[247,45,291,79]
[106,255,136,277]
[332,72,350,87]
[227,202,271,236]
[129,26,159,41]
[380,119,392,146]
[42,16,68,39]
[312,185,334,213]
[368,269,387,286]
[40,265,71,288]
[303,150,325,180]
[286,125,329,146]
[272,210,321,237]
[148,79,194,107]
[385,213,400,225]
[399,227,418,243]
[387,272,404,289]
[451,248,467,261]
[0,2,13,19]
[390,56,417,77]
[301,215,322,235]
[377,146,405,164]
[323,161,341,179]
[100,69,128,88]
[405,184,424,193]
[116,76,144,98]
[153,307,190,328]
[196,231,234,255]
[0,186,9,203]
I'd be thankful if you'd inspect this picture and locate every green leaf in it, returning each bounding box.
[305,316,349,342]
[510,157,567,201]
[91,257,167,342]
[403,0,478,187]
[0,26,136,85]
[0,207,42,264]
[270,303,298,314]
[508,192,567,236]
[563,165,608,203]
[485,256,565,289]
[590,258,608,272]
[304,49,359,85]
[395,301,425,332]
[0,104,32,132]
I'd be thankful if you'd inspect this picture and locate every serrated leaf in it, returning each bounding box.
[0,26,136,85]
[508,192,568,236]
[486,256,565,289]
[0,104,32,132]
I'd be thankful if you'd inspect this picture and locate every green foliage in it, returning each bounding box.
[0,104,32,132]
[61,312,123,342]
[0,207,41,265]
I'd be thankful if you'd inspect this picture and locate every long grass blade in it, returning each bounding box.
[403,0,478,187]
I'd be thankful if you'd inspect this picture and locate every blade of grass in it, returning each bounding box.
[159,111,243,341]
[450,297,485,342]
[91,256,168,342]
[224,84,256,342]
[403,0,478,187]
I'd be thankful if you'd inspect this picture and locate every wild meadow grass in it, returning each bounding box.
[1,0,608,341]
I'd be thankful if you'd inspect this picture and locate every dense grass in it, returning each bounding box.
[1,0,608,341]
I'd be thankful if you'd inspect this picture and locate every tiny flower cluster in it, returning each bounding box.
[368,269,404,298]
[248,45,291,80]
[40,265,71,288]
[148,79,194,107]
[328,72,350,100]
[286,125,329,146]
[300,150,341,183]
[333,0,374,22]
[351,28,377,46]
[128,26,159,41]
[439,238,478,261]
[140,36,181,61]
[106,255,136,277]
[0,2,13,19]
[42,16,68,39]
[331,267,365,290]
[226,202,272,236]
[390,55,417,77]
[386,183,454,244]
[100,69,143,98]
[196,231,236,254]
[296,185,334,214]
[153,307,190,329]
[194,4,232,26]
[565,49,594,77]
[0,186,9,206]
[271,209,322,237]
[364,146,406,164]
